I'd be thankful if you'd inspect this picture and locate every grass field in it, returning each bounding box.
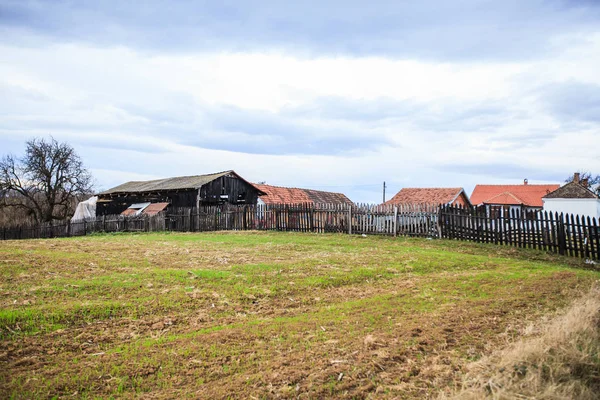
[1,231,598,399]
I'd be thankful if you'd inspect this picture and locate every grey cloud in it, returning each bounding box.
[0,82,535,158]
[541,81,600,124]
[283,96,522,133]
[2,0,600,61]
[125,102,395,155]
[439,163,562,182]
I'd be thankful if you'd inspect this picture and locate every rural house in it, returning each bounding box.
[96,170,265,216]
[254,184,353,205]
[542,173,600,219]
[470,180,559,216]
[384,187,471,207]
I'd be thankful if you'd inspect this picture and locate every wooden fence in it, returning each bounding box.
[164,203,439,236]
[0,203,437,240]
[439,205,600,260]
[1,203,598,261]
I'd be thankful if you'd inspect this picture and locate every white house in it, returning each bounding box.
[542,174,600,220]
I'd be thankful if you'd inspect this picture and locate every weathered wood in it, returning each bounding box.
[593,217,600,261]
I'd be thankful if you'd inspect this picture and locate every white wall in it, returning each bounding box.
[543,198,600,219]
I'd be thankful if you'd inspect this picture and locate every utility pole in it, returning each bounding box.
[383,181,386,203]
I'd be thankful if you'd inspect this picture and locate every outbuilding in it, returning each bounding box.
[96,170,265,216]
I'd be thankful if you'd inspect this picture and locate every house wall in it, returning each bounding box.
[452,192,470,206]
[543,198,600,219]
[485,204,541,219]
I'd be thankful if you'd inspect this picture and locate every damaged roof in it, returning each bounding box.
[255,184,353,205]
[99,170,263,195]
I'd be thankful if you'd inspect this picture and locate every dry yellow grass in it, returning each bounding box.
[443,284,600,399]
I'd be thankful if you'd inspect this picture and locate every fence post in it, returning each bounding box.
[437,205,443,238]
[348,205,352,235]
[558,213,566,255]
[393,206,398,237]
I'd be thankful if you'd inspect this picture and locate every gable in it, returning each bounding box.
[543,182,598,199]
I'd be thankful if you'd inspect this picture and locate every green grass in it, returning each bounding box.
[0,231,598,399]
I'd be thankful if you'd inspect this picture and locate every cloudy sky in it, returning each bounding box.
[1,0,599,202]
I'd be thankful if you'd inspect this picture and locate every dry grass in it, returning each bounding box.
[443,285,600,399]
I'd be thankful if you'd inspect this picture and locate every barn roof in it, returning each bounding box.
[255,184,353,205]
[384,188,468,206]
[543,182,599,199]
[99,170,263,195]
[471,184,559,207]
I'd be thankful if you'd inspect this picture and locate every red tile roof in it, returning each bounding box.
[384,188,467,206]
[470,184,560,207]
[255,184,352,205]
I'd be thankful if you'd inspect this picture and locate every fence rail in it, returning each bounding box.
[1,203,598,261]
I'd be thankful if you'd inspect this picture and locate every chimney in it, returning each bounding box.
[523,179,528,185]
[581,178,589,188]
[573,172,580,184]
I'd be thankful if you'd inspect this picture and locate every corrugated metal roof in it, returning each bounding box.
[129,202,151,210]
[98,170,237,195]
[143,202,169,215]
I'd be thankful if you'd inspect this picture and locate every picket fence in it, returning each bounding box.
[1,203,598,261]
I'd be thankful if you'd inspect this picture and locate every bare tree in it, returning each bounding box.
[0,137,94,223]
[564,171,600,185]
[564,171,600,195]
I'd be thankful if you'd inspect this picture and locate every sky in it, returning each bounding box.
[1,0,599,203]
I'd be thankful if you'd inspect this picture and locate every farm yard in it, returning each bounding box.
[1,232,599,399]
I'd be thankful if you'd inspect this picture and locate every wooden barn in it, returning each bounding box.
[96,170,265,216]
